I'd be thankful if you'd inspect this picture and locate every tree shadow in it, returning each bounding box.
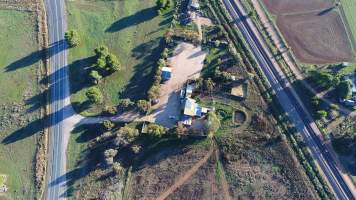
[106,7,157,33]
[317,7,335,16]
[1,104,74,144]
[5,40,68,72]
[121,37,165,100]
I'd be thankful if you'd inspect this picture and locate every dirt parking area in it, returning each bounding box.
[144,42,207,127]
[262,0,334,15]
[277,11,353,64]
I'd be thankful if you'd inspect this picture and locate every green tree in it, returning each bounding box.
[103,120,115,131]
[146,123,167,137]
[335,80,352,99]
[90,70,102,84]
[112,162,123,175]
[86,86,103,104]
[94,45,109,57]
[64,30,80,47]
[156,0,171,14]
[96,57,107,69]
[316,110,327,119]
[118,126,139,142]
[204,112,221,138]
[136,100,151,114]
[106,53,120,72]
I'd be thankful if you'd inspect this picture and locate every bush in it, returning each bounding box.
[64,30,80,47]
[104,106,118,115]
[136,100,151,114]
[146,123,167,137]
[316,110,327,119]
[131,145,142,154]
[309,70,338,90]
[103,120,115,131]
[86,86,103,104]
[118,98,134,109]
[117,126,139,143]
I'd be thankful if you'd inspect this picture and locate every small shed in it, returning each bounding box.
[161,67,172,81]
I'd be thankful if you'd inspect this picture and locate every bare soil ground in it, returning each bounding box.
[143,42,207,127]
[261,0,334,15]
[277,11,353,64]
[127,143,212,200]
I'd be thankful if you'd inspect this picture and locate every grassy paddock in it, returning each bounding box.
[340,0,356,48]
[67,0,172,116]
[0,9,41,199]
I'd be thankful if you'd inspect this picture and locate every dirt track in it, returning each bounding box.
[155,147,214,200]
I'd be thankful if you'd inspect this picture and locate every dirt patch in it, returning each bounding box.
[261,0,334,15]
[277,11,353,64]
[127,144,211,200]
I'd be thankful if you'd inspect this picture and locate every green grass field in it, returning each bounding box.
[340,0,356,48]
[67,0,172,116]
[0,9,41,199]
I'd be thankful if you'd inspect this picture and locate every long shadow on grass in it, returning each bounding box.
[106,7,157,33]
[121,38,165,100]
[5,40,68,72]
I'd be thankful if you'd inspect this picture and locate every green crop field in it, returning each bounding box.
[340,0,356,49]
[67,0,172,116]
[0,9,42,199]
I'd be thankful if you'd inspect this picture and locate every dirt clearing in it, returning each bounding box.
[277,11,353,64]
[262,0,334,15]
[144,42,207,127]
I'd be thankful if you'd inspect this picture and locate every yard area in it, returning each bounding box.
[143,42,207,127]
[67,0,172,116]
[0,9,42,200]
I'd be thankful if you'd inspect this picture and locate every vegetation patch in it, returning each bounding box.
[0,9,42,200]
[67,0,173,116]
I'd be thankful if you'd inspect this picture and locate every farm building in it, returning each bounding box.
[181,97,209,126]
[161,67,172,82]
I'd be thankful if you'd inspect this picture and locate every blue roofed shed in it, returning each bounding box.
[161,67,172,81]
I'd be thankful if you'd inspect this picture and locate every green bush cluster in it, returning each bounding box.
[64,30,80,47]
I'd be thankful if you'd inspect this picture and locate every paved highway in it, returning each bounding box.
[44,0,73,199]
[222,0,355,199]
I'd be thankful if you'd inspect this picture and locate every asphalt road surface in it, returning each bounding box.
[222,0,355,199]
[44,0,72,199]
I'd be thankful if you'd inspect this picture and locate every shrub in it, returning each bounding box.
[117,126,139,143]
[104,106,117,115]
[156,0,171,14]
[64,30,80,47]
[316,110,327,119]
[119,98,134,109]
[136,100,151,114]
[131,145,142,154]
[146,123,167,137]
[103,120,115,131]
[86,86,103,104]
